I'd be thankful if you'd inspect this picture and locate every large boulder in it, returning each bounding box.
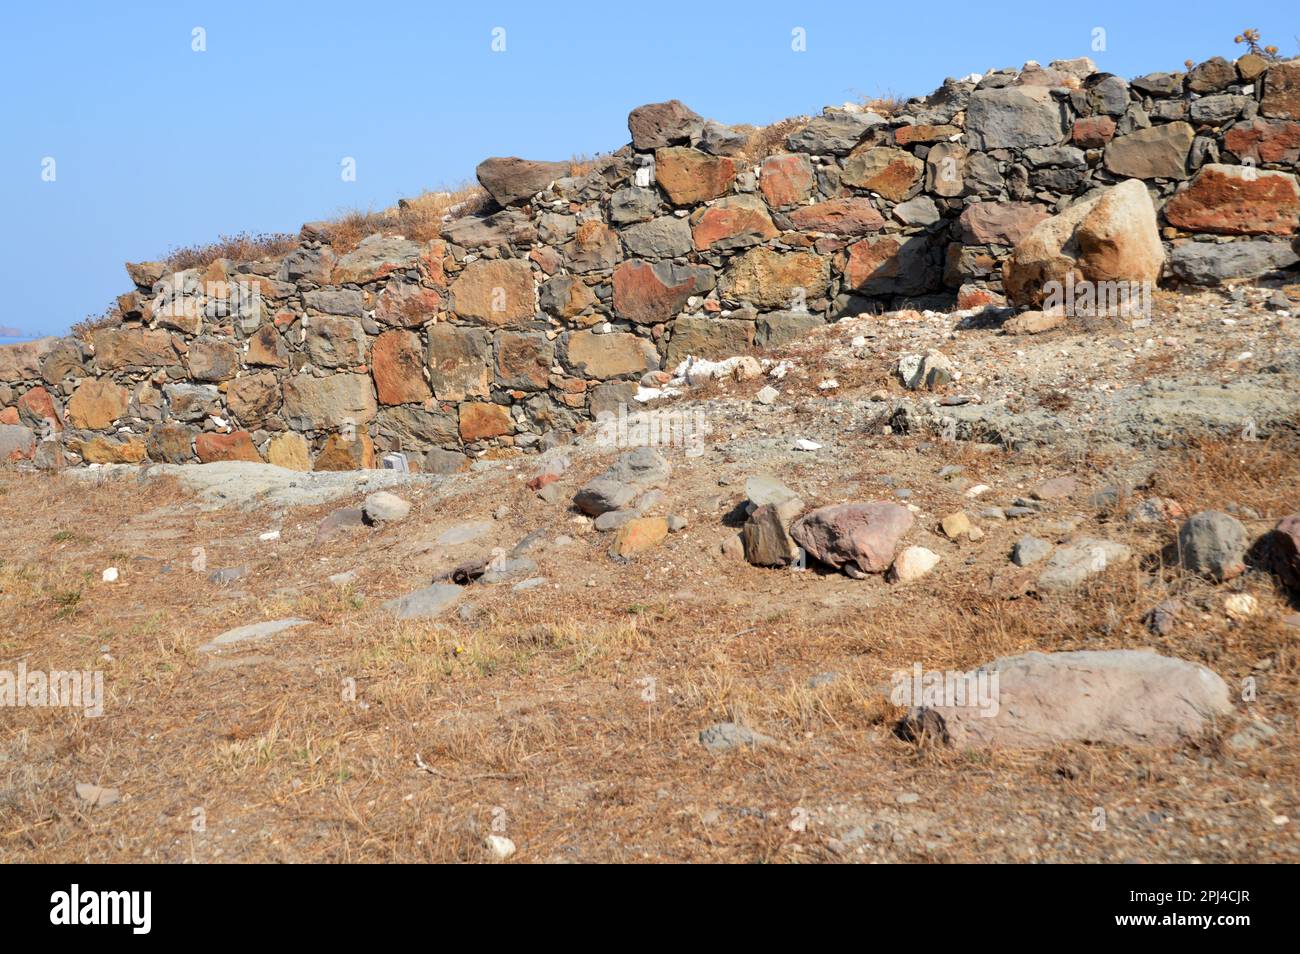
[790,501,913,577]
[627,100,703,151]
[895,650,1232,749]
[475,157,569,207]
[966,86,1068,150]
[1002,179,1164,308]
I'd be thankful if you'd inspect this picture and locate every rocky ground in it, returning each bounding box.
[1,285,1298,863]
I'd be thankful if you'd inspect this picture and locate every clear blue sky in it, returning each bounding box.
[1,0,1294,338]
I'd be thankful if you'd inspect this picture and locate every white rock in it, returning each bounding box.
[259,530,281,541]
[1225,594,1257,620]
[965,484,991,498]
[101,567,119,583]
[485,834,516,860]
[755,385,779,405]
[793,439,822,452]
[889,547,941,583]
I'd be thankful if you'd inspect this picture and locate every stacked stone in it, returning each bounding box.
[1,54,1297,469]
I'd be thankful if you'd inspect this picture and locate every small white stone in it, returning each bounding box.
[1224,594,1257,620]
[259,530,281,542]
[793,438,821,452]
[965,484,991,498]
[485,834,516,860]
[101,567,119,583]
[755,385,779,405]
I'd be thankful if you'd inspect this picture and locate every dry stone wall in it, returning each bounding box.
[2,53,1299,470]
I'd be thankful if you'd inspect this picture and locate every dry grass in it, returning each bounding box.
[69,304,125,341]
[323,184,491,254]
[162,232,299,272]
[1,428,1296,863]
[743,118,810,160]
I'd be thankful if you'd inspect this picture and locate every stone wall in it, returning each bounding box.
[2,53,1299,470]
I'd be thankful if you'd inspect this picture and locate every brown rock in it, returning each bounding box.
[654,147,736,205]
[690,195,778,251]
[281,373,377,430]
[1163,164,1300,236]
[565,330,658,379]
[925,142,967,198]
[146,423,194,463]
[538,275,597,319]
[226,372,282,425]
[786,198,885,236]
[186,336,238,381]
[494,331,553,390]
[426,324,491,400]
[721,247,829,310]
[449,258,536,326]
[475,156,569,206]
[1003,179,1165,307]
[612,260,713,325]
[666,316,756,364]
[266,432,311,470]
[16,386,62,431]
[1071,115,1117,148]
[628,100,703,150]
[458,402,514,441]
[1187,56,1236,93]
[90,328,176,369]
[65,379,129,429]
[759,154,815,209]
[153,297,203,336]
[372,330,431,405]
[791,502,914,576]
[1271,514,1300,592]
[373,279,442,328]
[613,517,669,557]
[1223,118,1300,165]
[894,124,960,146]
[0,337,58,383]
[246,324,288,367]
[1002,310,1066,335]
[1260,60,1300,119]
[960,202,1050,246]
[841,146,924,201]
[77,435,146,464]
[196,430,263,463]
[564,221,622,273]
[1102,122,1194,180]
[305,316,367,369]
[314,432,375,470]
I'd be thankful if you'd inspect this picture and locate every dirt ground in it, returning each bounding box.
[2,288,1298,863]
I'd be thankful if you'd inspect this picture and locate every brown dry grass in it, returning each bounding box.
[324,184,491,254]
[743,118,810,161]
[162,232,300,272]
[1,431,1296,863]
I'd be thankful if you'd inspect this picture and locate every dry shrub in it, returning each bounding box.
[70,305,124,341]
[324,184,490,254]
[162,232,299,272]
[859,93,910,117]
[743,118,809,160]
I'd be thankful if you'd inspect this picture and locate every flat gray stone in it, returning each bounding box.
[436,521,493,545]
[1036,538,1132,591]
[382,584,462,619]
[699,722,776,753]
[199,618,311,652]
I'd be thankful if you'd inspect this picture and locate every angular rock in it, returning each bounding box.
[612,260,715,325]
[458,402,513,441]
[721,248,829,310]
[888,546,940,583]
[628,100,704,150]
[494,331,553,391]
[266,432,311,470]
[1102,122,1194,180]
[841,146,924,201]
[785,109,884,156]
[383,584,462,620]
[1003,179,1164,308]
[372,329,431,405]
[314,432,375,470]
[959,201,1050,246]
[426,324,491,401]
[449,258,536,326]
[790,501,914,576]
[226,372,282,426]
[690,195,778,252]
[1177,511,1248,581]
[966,86,1068,150]
[620,216,693,259]
[195,431,262,463]
[666,316,754,364]
[613,516,669,557]
[786,198,885,236]
[566,330,658,379]
[65,379,129,430]
[654,147,736,205]
[475,156,569,206]
[1163,164,1300,236]
[1261,60,1300,119]
[1036,538,1132,591]
[304,316,367,369]
[282,374,377,430]
[759,153,814,209]
[1169,240,1300,284]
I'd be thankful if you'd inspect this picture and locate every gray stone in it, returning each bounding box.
[966,87,1068,150]
[436,520,492,545]
[1177,511,1248,581]
[303,288,365,317]
[382,583,463,619]
[699,722,775,752]
[207,565,248,585]
[1036,538,1132,591]
[574,477,636,516]
[363,490,411,523]
[1103,122,1194,180]
[1011,535,1051,566]
[893,195,941,226]
[199,618,311,652]
[785,109,885,156]
[1190,95,1247,125]
[1169,240,1300,285]
[620,216,693,259]
[1088,74,1131,116]
[898,649,1232,748]
[608,187,661,225]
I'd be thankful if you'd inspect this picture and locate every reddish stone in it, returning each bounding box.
[65,379,129,429]
[529,245,564,275]
[314,432,376,470]
[371,330,431,405]
[1164,164,1300,236]
[759,154,815,209]
[957,284,1003,309]
[459,402,513,441]
[195,430,263,463]
[1223,119,1300,165]
[247,324,288,367]
[959,202,1051,246]
[0,407,19,425]
[612,260,710,325]
[894,124,961,146]
[841,146,924,201]
[16,386,62,431]
[654,147,736,205]
[1072,116,1117,148]
[690,197,778,251]
[787,198,885,236]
